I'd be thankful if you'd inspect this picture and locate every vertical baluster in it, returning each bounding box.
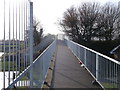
[113,63,116,86]
[15,1,18,86]
[117,64,120,89]
[12,0,15,87]
[29,1,33,87]
[25,0,27,87]
[115,63,117,88]
[84,49,86,66]
[106,60,108,85]
[96,54,99,81]
[26,2,29,86]
[18,0,21,87]
[23,1,25,87]
[8,0,11,86]
[3,0,6,88]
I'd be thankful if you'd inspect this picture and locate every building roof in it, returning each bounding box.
[110,45,120,54]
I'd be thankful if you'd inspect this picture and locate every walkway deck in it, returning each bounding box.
[52,40,102,88]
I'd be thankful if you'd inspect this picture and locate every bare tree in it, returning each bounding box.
[114,2,120,39]
[59,6,80,42]
[59,2,120,42]
[78,2,100,41]
[59,2,100,42]
[33,18,43,46]
[96,3,120,41]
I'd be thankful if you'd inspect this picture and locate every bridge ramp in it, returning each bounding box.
[52,40,102,88]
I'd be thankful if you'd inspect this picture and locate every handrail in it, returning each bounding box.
[6,40,56,88]
[33,40,56,64]
[67,40,120,65]
[65,39,120,89]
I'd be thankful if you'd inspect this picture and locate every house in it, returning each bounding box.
[110,45,120,61]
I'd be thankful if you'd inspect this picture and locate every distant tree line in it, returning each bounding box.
[59,2,120,57]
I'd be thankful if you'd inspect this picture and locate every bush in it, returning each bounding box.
[78,39,120,59]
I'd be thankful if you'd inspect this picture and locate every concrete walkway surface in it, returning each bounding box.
[51,40,102,89]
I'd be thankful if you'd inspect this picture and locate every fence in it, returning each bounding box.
[33,35,55,54]
[1,0,57,88]
[0,0,34,89]
[1,0,35,89]
[65,39,120,89]
[7,39,56,88]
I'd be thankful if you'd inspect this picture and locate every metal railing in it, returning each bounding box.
[65,39,120,89]
[1,0,56,88]
[33,35,55,54]
[7,40,56,88]
[0,0,34,89]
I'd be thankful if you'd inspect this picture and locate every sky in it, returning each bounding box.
[0,0,120,40]
[31,0,120,35]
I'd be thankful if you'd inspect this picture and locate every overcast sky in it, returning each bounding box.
[31,0,120,35]
[0,0,120,40]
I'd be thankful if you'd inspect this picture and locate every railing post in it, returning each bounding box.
[29,1,33,87]
[3,0,6,89]
[117,65,120,89]
[84,49,86,66]
[96,54,99,80]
